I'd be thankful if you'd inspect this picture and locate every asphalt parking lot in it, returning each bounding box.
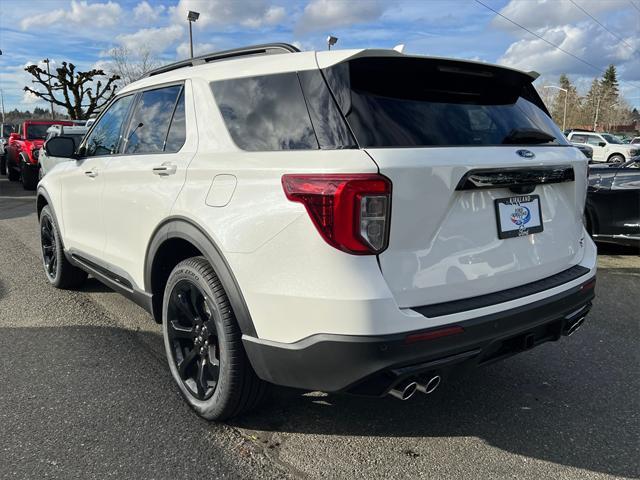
[1,175,638,480]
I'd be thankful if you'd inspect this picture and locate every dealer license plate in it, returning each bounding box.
[494,195,543,239]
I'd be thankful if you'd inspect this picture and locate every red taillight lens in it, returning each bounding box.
[282,174,392,254]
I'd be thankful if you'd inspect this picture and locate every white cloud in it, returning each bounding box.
[116,25,184,54]
[134,1,166,22]
[176,41,216,59]
[170,0,287,28]
[296,0,385,33]
[242,6,286,28]
[20,0,122,30]
[493,0,630,32]
[494,0,640,91]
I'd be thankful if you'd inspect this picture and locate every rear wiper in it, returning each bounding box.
[502,128,555,145]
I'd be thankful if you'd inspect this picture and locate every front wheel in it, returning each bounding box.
[608,154,625,164]
[162,256,266,421]
[39,206,88,289]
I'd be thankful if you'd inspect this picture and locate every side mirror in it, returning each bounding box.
[45,136,76,159]
[598,142,606,147]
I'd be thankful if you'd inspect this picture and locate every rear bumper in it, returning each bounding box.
[243,275,596,395]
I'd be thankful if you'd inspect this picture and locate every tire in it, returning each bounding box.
[22,162,38,190]
[162,256,266,421]
[608,154,625,164]
[39,206,88,289]
[0,154,6,175]
[7,160,19,181]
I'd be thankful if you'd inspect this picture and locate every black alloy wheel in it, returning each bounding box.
[41,214,58,281]
[166,280,221,400]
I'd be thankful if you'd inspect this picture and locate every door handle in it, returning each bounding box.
[152,163,177,176]
[85,170,98,178]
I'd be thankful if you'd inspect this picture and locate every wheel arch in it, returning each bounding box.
[144,216,258,337]
[36,187,52,218]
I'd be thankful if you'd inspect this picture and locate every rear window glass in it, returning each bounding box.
[571,134,587,143]
[324,57,568,148]
[211,73,318,151]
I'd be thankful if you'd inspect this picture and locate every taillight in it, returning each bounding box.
[282,174,392,255]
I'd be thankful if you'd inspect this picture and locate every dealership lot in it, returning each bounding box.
[0,176,638,479]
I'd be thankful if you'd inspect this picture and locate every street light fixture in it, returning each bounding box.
[543,85,568,131]
[327,35,338,50]
[187,10,200,59]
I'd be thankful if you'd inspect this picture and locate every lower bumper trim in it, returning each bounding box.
[243,276,596,395]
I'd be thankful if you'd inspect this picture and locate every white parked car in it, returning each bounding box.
[567,131,640,163]
[38,124,88,179]
[38,44,597,420]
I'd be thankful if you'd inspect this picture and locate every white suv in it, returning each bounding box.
[567,131,639,163]
[38,44,597,420]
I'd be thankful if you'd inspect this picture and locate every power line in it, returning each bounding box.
[474,0,640,89]
[568,0,634,51]
[629,1,640,13]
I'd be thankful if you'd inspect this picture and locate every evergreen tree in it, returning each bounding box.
[581,78,601,128]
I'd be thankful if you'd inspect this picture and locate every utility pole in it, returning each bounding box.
[43,58,54,119]
[0,89,5,124]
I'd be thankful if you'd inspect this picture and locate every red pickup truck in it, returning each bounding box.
[5,120,74,190]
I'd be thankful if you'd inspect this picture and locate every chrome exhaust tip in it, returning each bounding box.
[389,380,418,400]
[417,375,441,394]
[565,316,586,336]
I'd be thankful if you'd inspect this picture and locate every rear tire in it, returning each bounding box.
[39,206,88,289]
[22,162,38,190]
[7,161,19,181]
[0,155,6,175]
[162,256,266,421]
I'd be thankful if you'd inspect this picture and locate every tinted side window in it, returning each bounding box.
[298,70,356,149]
[586,136,602,146]
[84,95,134,157]
[571,134,587,143]
[124,85,182,154]
[211,73,318,151]
[165,90,186,153]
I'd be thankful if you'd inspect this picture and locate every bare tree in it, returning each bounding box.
[108,47,161,85]
[24,62,119,120]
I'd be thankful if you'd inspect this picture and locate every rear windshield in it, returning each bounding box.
[323,57,568,148]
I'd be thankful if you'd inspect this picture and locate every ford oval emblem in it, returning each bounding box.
[516,149,535,159]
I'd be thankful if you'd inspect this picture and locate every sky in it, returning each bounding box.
[0,0,639,112]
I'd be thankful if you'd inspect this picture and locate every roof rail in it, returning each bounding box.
[142,43,301,78]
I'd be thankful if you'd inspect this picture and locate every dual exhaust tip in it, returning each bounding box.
[389,375,441,401]
[564,315,586,337]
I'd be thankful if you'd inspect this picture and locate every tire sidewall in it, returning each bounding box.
[608,154,624,163]
[39,206,64,287]
[162,260,236,419]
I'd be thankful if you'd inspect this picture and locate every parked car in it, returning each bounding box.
[630,137,640,145]
[38,124,88,179]
[0,123,16,175]
[585,159,640,248]
[567,131,639,163]
[38,44,596,420]
[6,120,74,189]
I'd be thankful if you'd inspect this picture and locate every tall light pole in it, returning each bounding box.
[543,85,568,131]
[42,58,55,119]
[187,11,200,59]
